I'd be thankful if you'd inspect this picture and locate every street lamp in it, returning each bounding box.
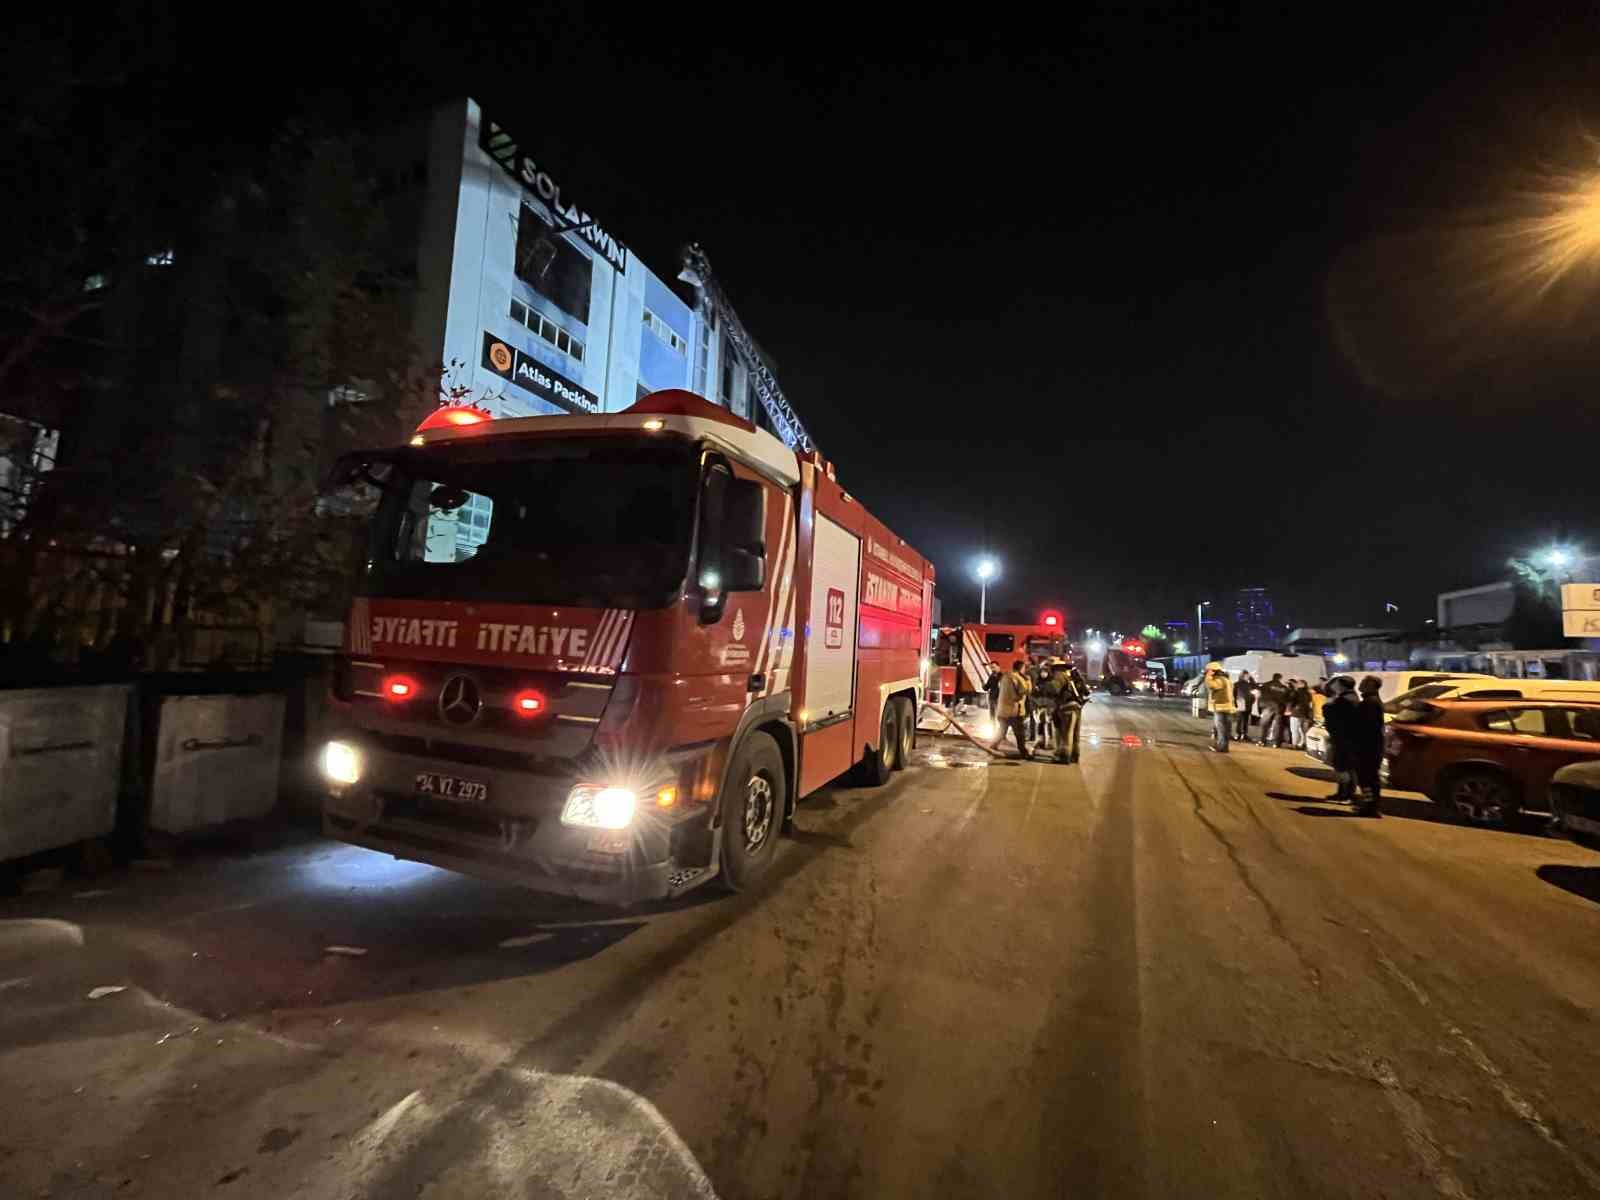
[975,557,998,624]
[1197,601,1212,656]
[1540,546,1576,572]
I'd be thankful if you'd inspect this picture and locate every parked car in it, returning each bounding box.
[1304,722,1332,764]
[1360,670,1493,703]
[1304,672,1541,764]
[1386,678,1600,708]
[1382,698,1600,825]
[1549,760,1600,850]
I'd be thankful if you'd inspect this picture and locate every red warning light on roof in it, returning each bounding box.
[415,405,491,433]
[1041,611,1062,628]
[1121,640,1146,656]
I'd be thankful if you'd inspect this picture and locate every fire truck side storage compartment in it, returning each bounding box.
[804,514,860,725]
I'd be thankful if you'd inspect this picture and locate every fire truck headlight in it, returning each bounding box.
[321,740,362,786]
[562,785,637,830]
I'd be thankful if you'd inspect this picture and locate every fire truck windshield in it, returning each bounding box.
[353,438,699,609]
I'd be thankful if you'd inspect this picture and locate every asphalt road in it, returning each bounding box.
[3,696,1599,1199]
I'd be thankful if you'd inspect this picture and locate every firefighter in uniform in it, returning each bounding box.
[1039,659,1088,764]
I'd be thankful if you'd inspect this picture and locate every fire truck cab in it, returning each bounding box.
[320,391,933,905]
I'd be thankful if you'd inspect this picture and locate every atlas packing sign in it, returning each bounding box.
[481,332,600,415]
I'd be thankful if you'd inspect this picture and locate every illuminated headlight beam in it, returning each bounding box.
[561,785,637,830]
[322,740,362,785]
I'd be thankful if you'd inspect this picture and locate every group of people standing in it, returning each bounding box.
[986,658,1092,764]
[1225,670,1318,749]
[1202,664,1385,817]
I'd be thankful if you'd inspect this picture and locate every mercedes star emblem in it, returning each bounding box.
[438,675,482,725]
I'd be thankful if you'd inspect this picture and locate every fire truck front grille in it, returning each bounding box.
[379,792,510,841]
[371,732,536,773]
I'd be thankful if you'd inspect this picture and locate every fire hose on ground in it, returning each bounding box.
[917,701,1009,758]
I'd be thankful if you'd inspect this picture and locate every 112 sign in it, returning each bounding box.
[825,588,846,648]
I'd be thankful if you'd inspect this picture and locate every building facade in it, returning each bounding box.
[382,99,791,556]
[406,99,694,421]
[1232,586,1279,648]
[403,99,777,438]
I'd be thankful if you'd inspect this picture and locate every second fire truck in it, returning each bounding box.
[930,612,1069,704]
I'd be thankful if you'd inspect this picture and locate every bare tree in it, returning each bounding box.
[0,26,470,671]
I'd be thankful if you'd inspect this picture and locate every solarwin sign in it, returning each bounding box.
[482,333,601,415]
[479,119,629,275]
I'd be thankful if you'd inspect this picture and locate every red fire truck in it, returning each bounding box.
[1081,639,1151,694]
[319,391,934,904]
[931,612,1067,704]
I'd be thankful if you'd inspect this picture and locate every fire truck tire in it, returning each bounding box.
[718,731,786,892]
[855,704,898,787]
[892,697,914,770]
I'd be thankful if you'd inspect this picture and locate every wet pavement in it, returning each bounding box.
[3,696,1598,1198]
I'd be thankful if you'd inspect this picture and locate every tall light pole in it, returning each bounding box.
[1197,600,1212,656]
[976,557,998,624]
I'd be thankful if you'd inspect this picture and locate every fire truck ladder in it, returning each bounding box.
[677,243,816,455]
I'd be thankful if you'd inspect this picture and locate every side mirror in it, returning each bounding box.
[722,480,766,592]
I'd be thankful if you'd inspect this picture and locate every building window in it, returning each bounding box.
[719,340,736,409]
[507,298,585,363]
[642,308,687,354]
[514,207,592,319]
[693,319,711,394]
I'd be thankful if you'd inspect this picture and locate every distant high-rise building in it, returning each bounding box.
[1233,586,1278,647]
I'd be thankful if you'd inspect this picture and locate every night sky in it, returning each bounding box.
[236,7,1600,630]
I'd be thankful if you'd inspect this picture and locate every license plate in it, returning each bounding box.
[415,772,488,803]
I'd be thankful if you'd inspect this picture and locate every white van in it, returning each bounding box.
[1192,653,1326,717]
[1222,653,1328,686]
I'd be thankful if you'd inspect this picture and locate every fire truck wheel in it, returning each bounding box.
[892,697,914,770]
[718,731,786,891]
[855,703,898,787]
